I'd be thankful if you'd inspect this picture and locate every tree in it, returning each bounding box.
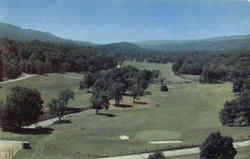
[148,152,166,159]
[200,132,237,159]
[48,89,74,120]
[129,74,149,103]
[161,85,168,92]
[130,84,144,103]
[79,72,97,92]
[110,82,125,105]
[90,89,109,114]
[0,87,43,130]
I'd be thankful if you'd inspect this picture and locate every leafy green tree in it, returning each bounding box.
[200,132,237,159]
[130,84,144,103]
[80,72,97,92]
[110,82,125,105]
[48,89,74,120]
[0,87,43,130]
[90,89,109,114]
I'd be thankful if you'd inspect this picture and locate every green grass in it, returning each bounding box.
[0,73,91,108]
[4,62,250,159]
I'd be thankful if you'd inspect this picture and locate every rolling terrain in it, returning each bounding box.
[135,35,250,52]
[0,23,94,46]
[0,62,246,159]
[1,22,250,54]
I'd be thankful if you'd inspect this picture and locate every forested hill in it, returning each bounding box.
[0,23,94,46]
[100,42,153,55]
[135,35,250,52]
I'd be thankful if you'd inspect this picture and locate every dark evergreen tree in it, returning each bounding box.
[0,87,43,130]
[200,132,237,159]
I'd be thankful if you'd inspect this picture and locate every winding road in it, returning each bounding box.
[0,74,36,85]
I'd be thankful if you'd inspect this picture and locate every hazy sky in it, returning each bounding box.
[0,0,249,43]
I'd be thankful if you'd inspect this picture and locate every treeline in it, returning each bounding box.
[0,86,76,131]
[80,65,160,113]
[1,38,119,79]
[172,51,250,83]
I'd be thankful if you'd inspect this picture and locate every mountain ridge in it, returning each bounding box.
[0,23,95,46]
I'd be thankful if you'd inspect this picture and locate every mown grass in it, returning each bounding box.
[0,73,91,108]
[4,62,250,159]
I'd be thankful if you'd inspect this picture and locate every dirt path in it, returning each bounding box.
[99,141,250,159]
[0,74,36,85]
[24,112,83,129]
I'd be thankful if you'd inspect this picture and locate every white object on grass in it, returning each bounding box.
[120,135,130,140]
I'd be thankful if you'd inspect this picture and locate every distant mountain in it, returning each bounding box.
[100,42,152,55]
[0,23,94,46]
[135,35,250,52]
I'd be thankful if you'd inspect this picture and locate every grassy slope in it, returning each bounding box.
[0,73,91,108]
[7,62,250,159]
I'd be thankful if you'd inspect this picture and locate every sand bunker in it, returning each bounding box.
[119,135,130,140]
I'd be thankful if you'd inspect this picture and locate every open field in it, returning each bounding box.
[0,62,248,159]
[0,73,91,108]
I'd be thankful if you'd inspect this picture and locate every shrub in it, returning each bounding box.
[148,152,166,159]
[200,132,237,159]
[161,85,168,92]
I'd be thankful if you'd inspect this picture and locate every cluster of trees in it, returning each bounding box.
[0,86,75,131]
[80,65,159,113]
[48,89,75,121]
[1,39,118,79]
[172,51,250,83]
[220,90,250,126]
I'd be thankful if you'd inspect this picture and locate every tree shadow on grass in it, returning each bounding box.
[54,119,72,124]
[134,101,148,105]
[97,113,116,118]
[114,104,133,108]
[144,91,152,95]
[12,127,54,135]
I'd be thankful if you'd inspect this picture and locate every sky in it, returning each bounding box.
[0,0,249,43]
